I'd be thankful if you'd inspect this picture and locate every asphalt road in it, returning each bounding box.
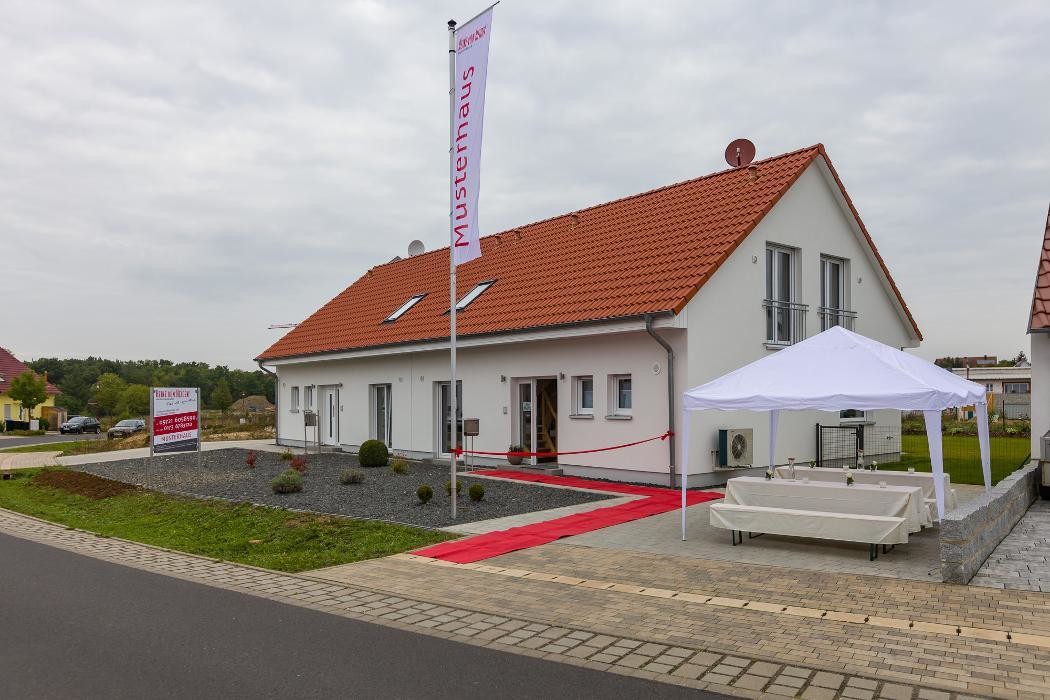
[0,432,103,448]
[0,533,725,699]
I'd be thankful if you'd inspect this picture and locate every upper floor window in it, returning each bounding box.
[764,244,803,345]
[385,294,426,322]
[820,256,855,331]
[454,280,495,311]
[1004,382,1030,394]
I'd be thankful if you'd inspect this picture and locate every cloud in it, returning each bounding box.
[2,0,1048,368]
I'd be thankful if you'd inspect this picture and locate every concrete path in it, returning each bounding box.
[0,451,61,471]
[57,439,284,467]
[0,529,708,700]
[971,499,1050,592]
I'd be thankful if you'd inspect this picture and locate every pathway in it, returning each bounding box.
[971,499,1050,592]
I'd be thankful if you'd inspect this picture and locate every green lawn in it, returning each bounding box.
[895,434,1030,485]
[0,469,454,572]
[0,441,82,454]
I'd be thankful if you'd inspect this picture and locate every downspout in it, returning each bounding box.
[257,360,278,445]
[645,313,676,488]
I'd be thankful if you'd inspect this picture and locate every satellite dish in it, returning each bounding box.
[725,139,756,168]
[407,240,425,257]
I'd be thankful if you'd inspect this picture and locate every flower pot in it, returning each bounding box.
[508,455,523,466]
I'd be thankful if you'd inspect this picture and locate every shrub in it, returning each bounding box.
[279,449,295,461]
[444,479,463,496]
[245,451,258,468]
[468,483,485,502]
[289,456,308,473]
[417,484,433,504]
[359,440,389,468]
[271,469,303,494]
[389,458,409,475]
[38,418,50,431]
[340,469,365,484]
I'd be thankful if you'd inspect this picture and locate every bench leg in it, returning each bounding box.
[869,543,877,561]
[731,530,742,546]
[747,531,764,540]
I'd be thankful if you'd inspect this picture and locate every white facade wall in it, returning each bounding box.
[275,328,683,483]
[1031,333,1050,457]
[681,161,917,484]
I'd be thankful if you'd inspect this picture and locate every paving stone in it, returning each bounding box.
[800,688,838,700]
[847,678,878,691]
[645,662,674,674]
[732,674,769,691]
[637,642,668,656]
[722,655,751,667]
[766,685,802,697]
[782,667,814,679]
[690,651,723,667]
[615,653,650,669]
[842,687,875,700]
[701,672,737,686]
[748,661,781,677]
[879,684,913,700]
[671,664,707,680]
[916,690,950,700]
[773,674,807,689]
[811,671,845,689]
[589,653,619,664]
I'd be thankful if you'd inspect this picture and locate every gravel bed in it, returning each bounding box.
[71,448,613,529]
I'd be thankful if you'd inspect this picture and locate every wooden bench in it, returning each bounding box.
[709,502,909,561]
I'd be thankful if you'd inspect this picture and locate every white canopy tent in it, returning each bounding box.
[679,326,990,540]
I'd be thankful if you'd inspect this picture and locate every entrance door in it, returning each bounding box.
[321,388,338,446]
[373,384,391,446]
[516,378,557,465]
[518,382,533,458]
[438,381,462,455]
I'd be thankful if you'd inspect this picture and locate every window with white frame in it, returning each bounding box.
[304,385,314,410]
[290,386,300,411]
[839,409,866,422]
[1004,382,1030,394]
[609,375,632,416]
[764,244,799,344]
[370,384,392,445]
[820,255,851,330]
[573,376,594,415]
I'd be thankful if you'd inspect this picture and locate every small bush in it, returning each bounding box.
[468,483,485,502]
[245,451,258,468]
[289,456,308,473]
[444,479,463,496]
[359,440,389,468]
[417,484,433,504]
[279,449,295,461]
[271,469,303,494]
[38,418,50,431]
[340,469,365,484]
[389,458,409,475]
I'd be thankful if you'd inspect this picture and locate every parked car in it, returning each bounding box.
[107,419,146,439]
[59,416,102,435]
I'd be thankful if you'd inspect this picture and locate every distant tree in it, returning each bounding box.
[123,384,150,417]
[8,371,47,420]
[1014,350,1029,365]
[210,378,233,412]
[93,373,128,417]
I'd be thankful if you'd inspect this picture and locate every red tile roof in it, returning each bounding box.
[258,144,921,361]
[0,347,60,396]
[1028,204,1050,332]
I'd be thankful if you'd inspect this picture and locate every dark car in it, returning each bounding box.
[59,416,102,435]
[107,419,146,439]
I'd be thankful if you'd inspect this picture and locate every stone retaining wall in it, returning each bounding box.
[940,462,1041,584]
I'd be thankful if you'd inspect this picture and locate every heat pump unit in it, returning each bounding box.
[717,428,754,468]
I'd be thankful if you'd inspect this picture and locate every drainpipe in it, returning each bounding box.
[645,313,676,488]
[257,360,278,445]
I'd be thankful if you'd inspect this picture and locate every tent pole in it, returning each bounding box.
[680,408,690,540]
[768,410,780,475]
[923,409,947,520]
[976,401,992,492]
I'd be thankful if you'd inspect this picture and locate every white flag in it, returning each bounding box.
[451,7,494,266]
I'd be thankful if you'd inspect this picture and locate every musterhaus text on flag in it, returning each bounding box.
[451,7,494,266]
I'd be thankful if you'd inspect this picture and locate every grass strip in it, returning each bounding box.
[0,469,454,572]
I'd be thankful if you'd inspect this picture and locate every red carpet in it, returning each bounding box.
[413,470,722,563]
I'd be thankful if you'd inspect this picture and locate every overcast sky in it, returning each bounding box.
[3,1,1048,370]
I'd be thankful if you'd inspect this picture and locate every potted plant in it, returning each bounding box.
[507,444,525,466]
[846,474,855,486]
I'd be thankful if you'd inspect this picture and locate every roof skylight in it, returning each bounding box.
[384,294,426,322]
[454,280,495,311]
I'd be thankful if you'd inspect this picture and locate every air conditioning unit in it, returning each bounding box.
[717,428,754,468]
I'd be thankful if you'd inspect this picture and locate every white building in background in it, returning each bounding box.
[1027,205,1050,460]
[257,144,922,486]
[950,366,1031,420]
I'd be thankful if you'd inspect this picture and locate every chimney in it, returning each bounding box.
[748,164,759,182]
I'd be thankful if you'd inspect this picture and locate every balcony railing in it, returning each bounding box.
[818,307,858,332]
[763,299,808,346]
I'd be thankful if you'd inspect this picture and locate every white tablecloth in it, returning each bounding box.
[774,467,957,510]
[723,476,931,533]
[710,503,910,545]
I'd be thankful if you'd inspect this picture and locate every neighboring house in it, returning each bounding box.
[1028,205,1050,457]
[257,144,922,486]
[949,366,1031,419]
[0,347,61,425]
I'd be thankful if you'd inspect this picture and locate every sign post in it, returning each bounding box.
[150,388,202,470]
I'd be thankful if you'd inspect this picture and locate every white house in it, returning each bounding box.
[257,144,922,486]
[950,366,1031,419]
[1028,204,1050,460]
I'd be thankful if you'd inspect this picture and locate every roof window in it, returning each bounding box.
[454,280,495,311]
[384,294,426,322]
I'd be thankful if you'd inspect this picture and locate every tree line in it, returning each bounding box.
[27,357,276,417]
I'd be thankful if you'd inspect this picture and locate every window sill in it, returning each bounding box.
[605,414,633,420]
[764,342,791,351]
[569,413,594,420]
[289,409,300,414]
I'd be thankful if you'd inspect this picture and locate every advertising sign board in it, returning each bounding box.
[151,387,200,455]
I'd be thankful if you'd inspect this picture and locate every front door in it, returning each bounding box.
[516,378,557,465]
[438,381,462,455]
[373,384,391,446]
[321,388,338,446]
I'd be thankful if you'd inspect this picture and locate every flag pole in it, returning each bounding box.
[447,17,458,520]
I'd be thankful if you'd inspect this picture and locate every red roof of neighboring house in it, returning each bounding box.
[258,144,921,361]
[1029,204,1050,332]
[0,347,60,396]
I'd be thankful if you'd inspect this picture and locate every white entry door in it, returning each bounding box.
[321,388,339,446]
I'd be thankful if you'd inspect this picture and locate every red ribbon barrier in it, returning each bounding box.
[452,429,673,459]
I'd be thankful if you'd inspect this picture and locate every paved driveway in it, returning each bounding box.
[0,433,103,448]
